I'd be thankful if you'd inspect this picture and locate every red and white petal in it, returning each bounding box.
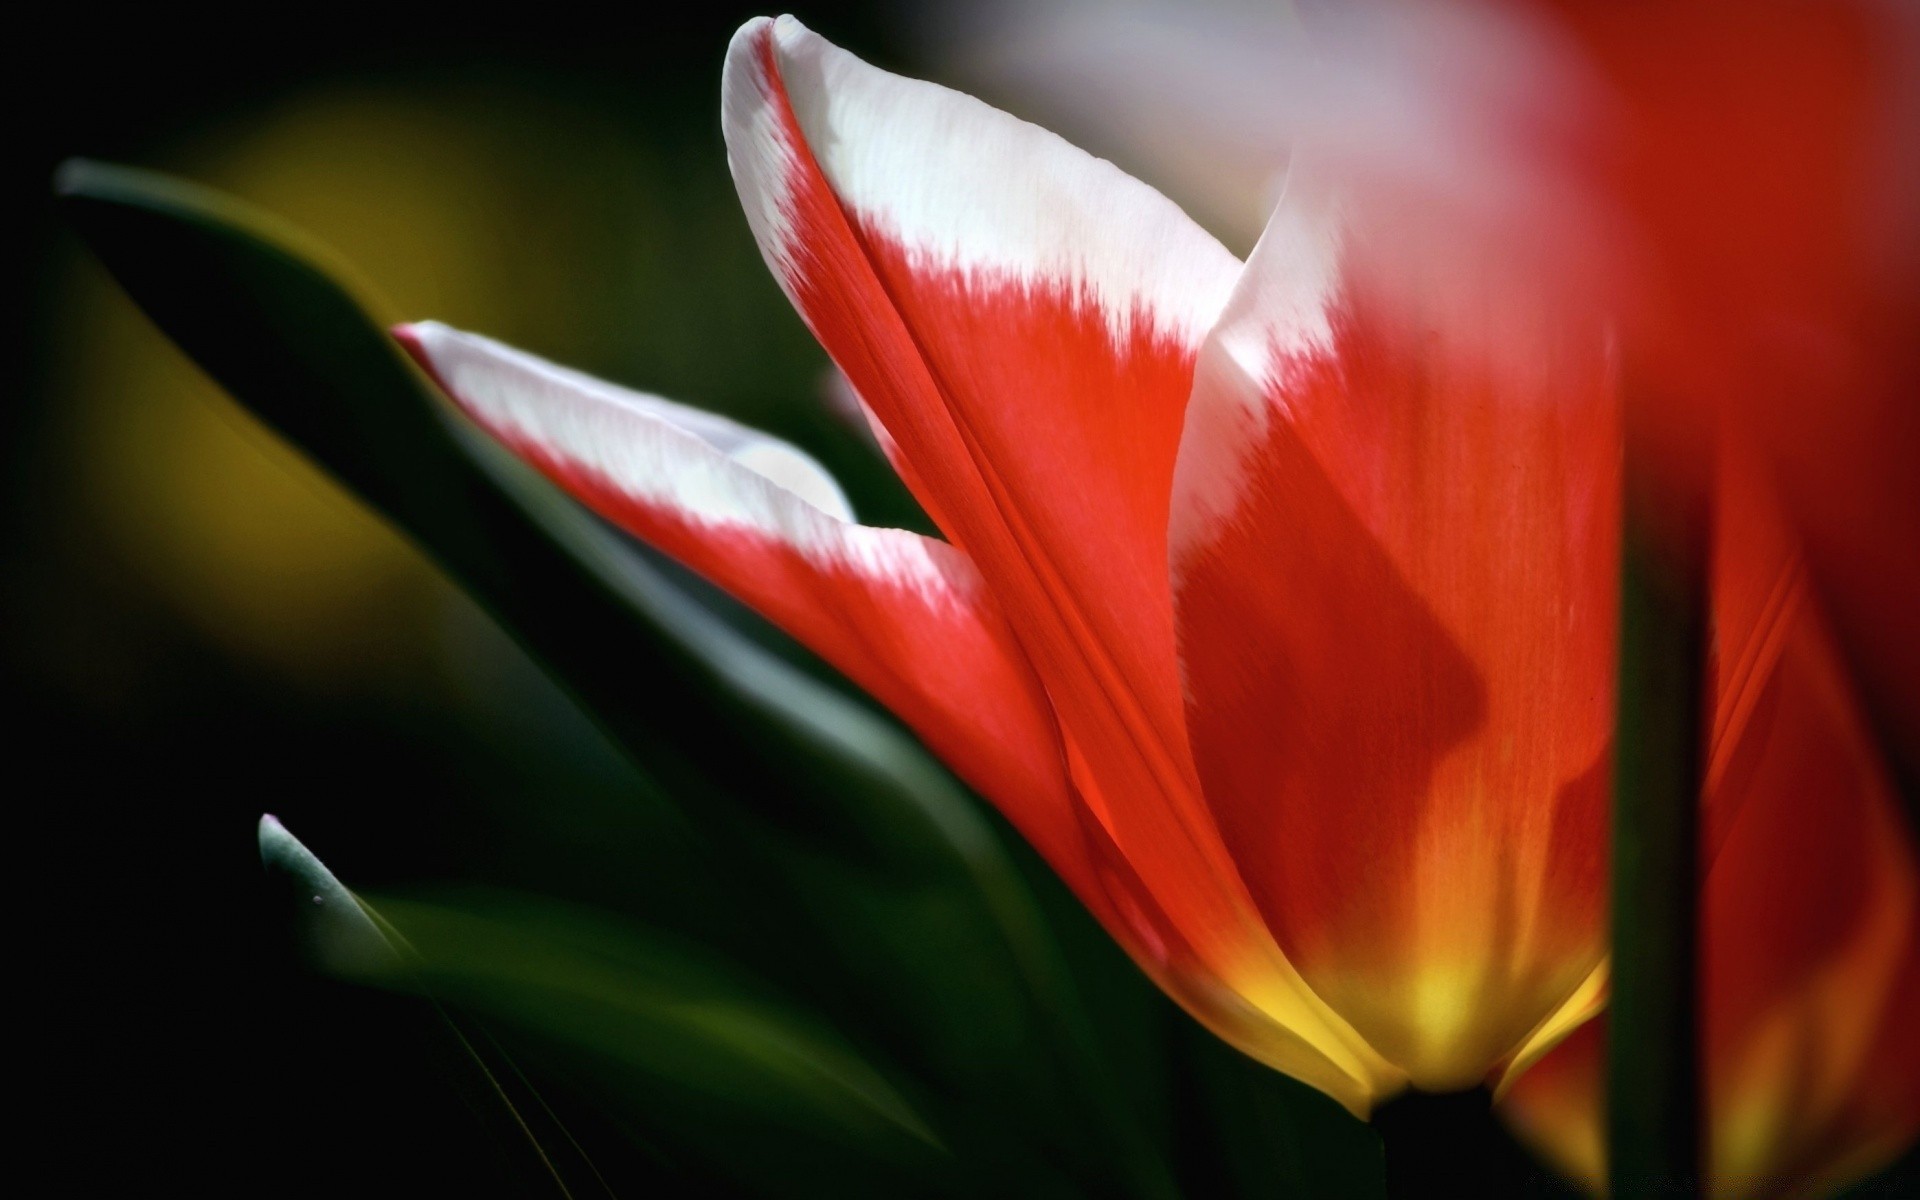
[722,18,1290,1000]
[1169,174,1621,1089]
[722,13,1234,797]
[394,321,1090,886]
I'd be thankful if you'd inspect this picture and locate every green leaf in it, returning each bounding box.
[63,160,1170,1196]
[363,890,953,1196]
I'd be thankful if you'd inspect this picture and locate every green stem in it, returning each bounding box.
[1607,444,1708,1196]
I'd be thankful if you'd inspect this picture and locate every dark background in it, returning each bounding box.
[12,6,926,1193]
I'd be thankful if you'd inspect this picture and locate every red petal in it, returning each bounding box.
[1170,179,1620,1088]
[727,17,1252,973]
[1697,519,1920,1192]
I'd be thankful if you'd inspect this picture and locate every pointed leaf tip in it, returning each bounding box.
[256,816,398,975]
[52,158,192,211]
[51,157,168,204]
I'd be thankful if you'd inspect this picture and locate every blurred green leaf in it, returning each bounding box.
[1609,483,1708,1195]
[365,890,953,1196]
[261,817,946,1195]
[63,160,1170,1196]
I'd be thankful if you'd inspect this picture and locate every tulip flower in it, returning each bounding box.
[392,17,1918,1156]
